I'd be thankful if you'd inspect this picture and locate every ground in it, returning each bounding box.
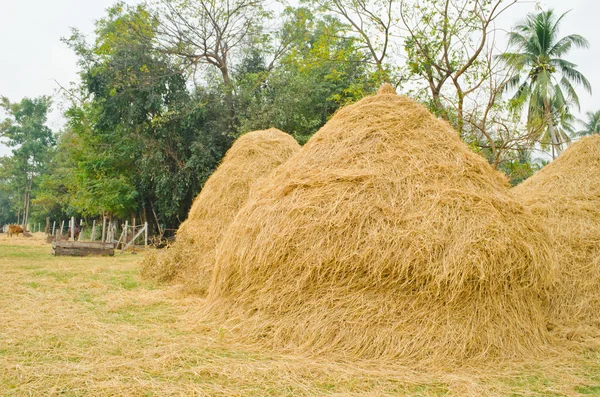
[1,234,600,396]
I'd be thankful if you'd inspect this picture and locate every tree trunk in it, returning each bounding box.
[21,189,27,228]
[431,90,448,121]
[456,92,465,134]
[220,62,238,133]
[23,172,34,228]
[150,201,163,238]
[546,106,562,159]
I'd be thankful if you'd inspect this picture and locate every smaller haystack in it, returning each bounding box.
[206,85,555,364]
[141,129,300,294]
[512,136,600,336]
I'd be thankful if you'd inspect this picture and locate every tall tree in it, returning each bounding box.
[0,96,55,227]
[234,7,377,141]
[502,9,591,157]
[401,0,517,129]
[154,0,270,133]
[305,0,396,83]
[399,0,540,172]
[62,3,231,228]
[155,0,267,86]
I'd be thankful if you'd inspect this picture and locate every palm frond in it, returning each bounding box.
[577,110,600,136]
[558,76,580,110]
[505,73,524,92]
[554,60,592,94]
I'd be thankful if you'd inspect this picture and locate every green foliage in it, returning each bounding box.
[234,7,378,142]
[498,150,541,186]
[31,131,77,221]
[58,4,231,226]
[577,111,600,136]
[0,96,55,225]
[0,179,15,225]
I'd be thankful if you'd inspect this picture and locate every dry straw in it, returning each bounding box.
[512,136,600,339]
[206,84,555,365]
[141,128,300,294]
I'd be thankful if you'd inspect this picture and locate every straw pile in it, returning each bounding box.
[206,85,555,364]
[512,136,600,337]
[141,128,300,294]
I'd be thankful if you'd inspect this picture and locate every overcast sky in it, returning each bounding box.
[0,0,597,156]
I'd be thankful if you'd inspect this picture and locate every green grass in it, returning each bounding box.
[576,385,600,395]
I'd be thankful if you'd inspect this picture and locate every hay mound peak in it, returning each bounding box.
[141,128,300,294]
[207,94,554,364]
[512,135,600,335]
[377,83,397,95]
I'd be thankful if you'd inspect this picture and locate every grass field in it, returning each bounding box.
[1,234,600,396]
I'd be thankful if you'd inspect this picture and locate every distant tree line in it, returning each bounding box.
[0,0,595,232]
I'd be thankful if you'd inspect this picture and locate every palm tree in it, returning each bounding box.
[502,9,591,158]
[577,111,600,136]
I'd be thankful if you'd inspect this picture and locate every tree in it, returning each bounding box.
[401,0,517,130]
[305,0,396,83]
[0,163,17,225]
[0,96,55,228]
[155,0,267,85]
[61,3,231,229]
[577,111,600,136]
[154,0,270,132]
[31,130,78,223]
[399,0,543,171]
[502,9,591,157]
[234,7,377,141]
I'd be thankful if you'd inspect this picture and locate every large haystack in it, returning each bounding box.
[141,128,300,294]
[512,136,600,336]
[206,85,554,364]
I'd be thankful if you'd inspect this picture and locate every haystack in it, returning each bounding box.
[512,136,600,337]
[141,128,300,294]
[206,85,555,364]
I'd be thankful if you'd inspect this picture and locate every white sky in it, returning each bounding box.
[0,0,597,157]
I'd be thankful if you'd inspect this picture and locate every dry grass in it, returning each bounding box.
[141,128,300,294]
[2,234,600,395]
[511,136,600,340]
[207,86,556,365]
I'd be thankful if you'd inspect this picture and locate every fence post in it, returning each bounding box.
[124,221,128,250]
[52,221,56,236]
[144,222,148,250]
[91,220,96,242]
